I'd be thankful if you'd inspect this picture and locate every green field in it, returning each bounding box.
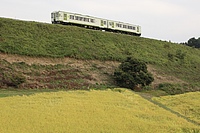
[0,89,199,133]
[0,17,200,92]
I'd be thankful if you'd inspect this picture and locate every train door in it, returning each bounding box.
[101,20,107,28]
[51,12,56,23]
[64,13,67,21]
[108,21,115,29]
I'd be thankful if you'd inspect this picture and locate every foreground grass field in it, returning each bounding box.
[153,92,200,125]
[0,89,199,133]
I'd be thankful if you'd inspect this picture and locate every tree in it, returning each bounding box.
[114,57,154,90]
[187,37,200,48]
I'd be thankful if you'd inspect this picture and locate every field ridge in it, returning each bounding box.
[137,92,200,126]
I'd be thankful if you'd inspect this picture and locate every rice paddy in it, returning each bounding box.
[0,89,199,133]
[153,91,200,125]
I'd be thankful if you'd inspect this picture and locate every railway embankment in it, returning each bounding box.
[0,17,200,94]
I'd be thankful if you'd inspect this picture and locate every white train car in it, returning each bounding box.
[51,11,107,29]
[114,21,141,35]
[107,20,141,35]
[51,11,141,36]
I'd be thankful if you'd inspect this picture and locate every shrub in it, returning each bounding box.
[1,71,26,88]
[167,50,186,63]
[113,57,154,90]
[158,83,184,95]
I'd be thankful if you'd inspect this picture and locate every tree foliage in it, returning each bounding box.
[185,37,200,48]
[114,57,154,90]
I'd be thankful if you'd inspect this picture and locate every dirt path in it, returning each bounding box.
[0,53,119,67]
[0,53,89,65]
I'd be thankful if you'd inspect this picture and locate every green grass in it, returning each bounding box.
[0,89,59,98]
[0,17,200,90]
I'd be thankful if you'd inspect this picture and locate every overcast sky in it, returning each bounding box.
[1,0,200,42]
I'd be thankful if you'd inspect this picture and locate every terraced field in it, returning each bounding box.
[153,92,200,125]
[0,89,199,133]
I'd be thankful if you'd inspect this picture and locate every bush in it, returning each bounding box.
[114,57,154,90]
[158,83,184,95]
[1,70,26,88]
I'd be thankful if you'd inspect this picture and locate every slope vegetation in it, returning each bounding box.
[0,17,200,92]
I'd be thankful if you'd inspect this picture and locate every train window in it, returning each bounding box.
[70,15,74,20]
[116,23,121,27]
[75,16,78,20]
[78,17,81,21]
[137,27,139,32]
[90,19,95,23]
[128,26,132,29]
[119,24,122,28]
[51,13,54,18]
[84,18,89,22]
[123,25,127,28]
[104,21,106,25]
[56,13,59,18]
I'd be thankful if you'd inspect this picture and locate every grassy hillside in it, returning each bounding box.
[0,17,200,91]
[0,89,199,132]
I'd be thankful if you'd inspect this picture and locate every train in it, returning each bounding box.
[51,11,141,36]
